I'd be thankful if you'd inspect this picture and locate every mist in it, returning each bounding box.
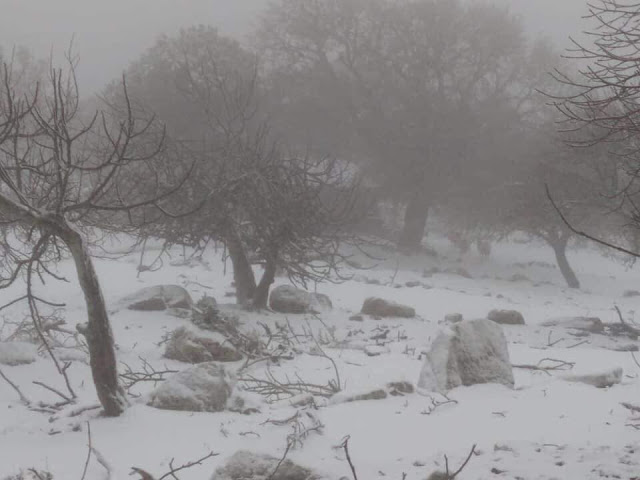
[0,0,589,94]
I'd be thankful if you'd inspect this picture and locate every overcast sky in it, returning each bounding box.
[0,0,591,95]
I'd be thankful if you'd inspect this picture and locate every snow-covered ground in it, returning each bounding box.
[1,236,639,479]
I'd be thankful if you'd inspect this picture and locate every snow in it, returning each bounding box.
[0,342,38,366]
[1,235,639,479]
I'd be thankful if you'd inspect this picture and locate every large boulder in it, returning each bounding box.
[488,309,525,325]
[541,316,604,334]
[418,319,514,393]
[211,451,323,480]
[148,362,234,412]
[121,285,192,311]
[0,341,37,366]
[361,297,415,318]
[269,285,332,314]
[164,326,242,363]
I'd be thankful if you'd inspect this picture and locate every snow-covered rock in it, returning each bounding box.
[488,309,525,325]
[164,326,242,363]
[148,362,234,412]
[211,450,323,480]
[364,345,389,357]
[361,297,415,318]
[562,367,623,388]
[121,285,192,311]
[268,285,332,314]
[418,319,514,393]
[445,313,463,323]
[541,316,604,333]
[0,341,37,366]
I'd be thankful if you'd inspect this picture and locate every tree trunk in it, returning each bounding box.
[64,228,127,417]
[551,237,580,289]
[253,257,277,310]
[398,196,429,253]
[225,231,256,305]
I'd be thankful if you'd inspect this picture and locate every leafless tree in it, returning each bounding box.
[550,0,640,257]
[114,26,366,308]
[0,52,190,416]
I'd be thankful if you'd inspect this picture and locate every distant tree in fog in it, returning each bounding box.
[259,0,542,252]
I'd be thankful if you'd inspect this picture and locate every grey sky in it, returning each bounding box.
[0,0,590,95]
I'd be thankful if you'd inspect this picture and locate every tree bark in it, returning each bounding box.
[225,230,257,305]
[253,257,277,310]
[550,237,580,289]
[398,196,429,253]
[64,227,127,417]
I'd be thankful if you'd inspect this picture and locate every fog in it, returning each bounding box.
[0,0,590,95]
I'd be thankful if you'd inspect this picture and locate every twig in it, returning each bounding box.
[632,351,640,370]
[338,436,358,480]
[80,422,92,480]
[0,366,31,405]
[157,451,218,480]
[444,444,477,479]
[615,306,640,337]
[621,402,640,413]
[92,447,113,480]
[268,441,292,480]
[33,380,73,403]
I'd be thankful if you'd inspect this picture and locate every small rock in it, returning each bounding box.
[361,297,415,318]
[0,341,37,366]
[488,309,525,325]
[121,285,192,311]
[269,285,332,314]
[445,313,463,323]
[148,363,234,412]
[211,450,322,480]
[364,345,389,357]
[623,290,640,298]
[562,367,623,388]
[164,327,242,363]
[349,314,364,322]
[541,316,604,334]
[508,273,530,282]
[405,281,421,288]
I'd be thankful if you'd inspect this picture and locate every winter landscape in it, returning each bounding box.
[1,0,640,479]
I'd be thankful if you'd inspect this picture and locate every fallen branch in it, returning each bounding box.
[512,358,575,375]
[157,451,218,480]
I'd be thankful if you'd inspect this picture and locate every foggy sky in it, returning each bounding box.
[0,0,591,95]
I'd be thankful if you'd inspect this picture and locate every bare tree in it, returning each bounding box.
[550,0,640,256]
[114,26,366,308]
[0,53,189,416]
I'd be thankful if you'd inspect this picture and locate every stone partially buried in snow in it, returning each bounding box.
[211,450,323,480]
[269,285,332,314]
[418,318,514,393]
[0,341,37,366]
[148,362,234,412]
[164,326,242,363]
[361,297,415,318]
[540,316,604,334]
[562,367,623,388]
[121,285,192,311]
[488,309,525,325]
